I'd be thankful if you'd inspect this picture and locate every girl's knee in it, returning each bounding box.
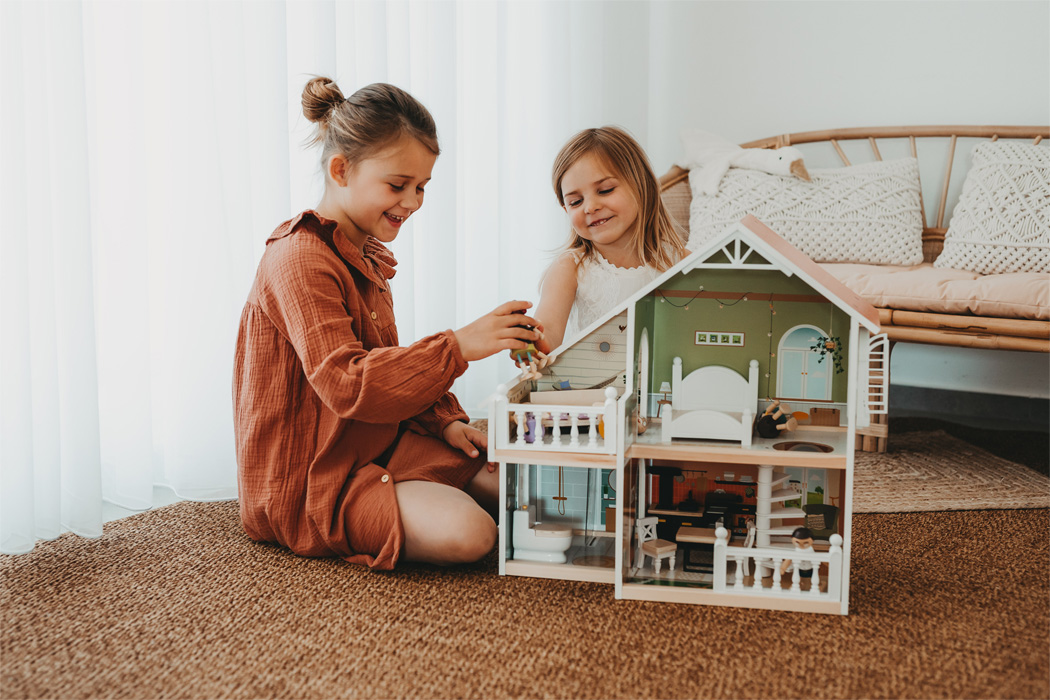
[443,510,496,564]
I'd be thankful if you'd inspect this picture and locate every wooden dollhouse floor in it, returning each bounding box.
[566,533,616,567]
[630,559,828,592]
[629,558,767,589]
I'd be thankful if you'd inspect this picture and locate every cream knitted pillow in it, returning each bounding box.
[688,157,924,265]
[935,142,1050,274]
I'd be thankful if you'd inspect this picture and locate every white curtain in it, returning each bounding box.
[0,0,661,554]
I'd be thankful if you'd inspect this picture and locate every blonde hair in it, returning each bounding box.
[551,126,686,271]
[301,77,439,176]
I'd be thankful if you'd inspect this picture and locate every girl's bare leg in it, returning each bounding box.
[395,480,496,566]
[463,466,500,519]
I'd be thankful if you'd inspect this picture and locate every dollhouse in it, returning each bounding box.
[485,215,887,615]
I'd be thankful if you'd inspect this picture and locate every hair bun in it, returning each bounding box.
[301,76,345,124]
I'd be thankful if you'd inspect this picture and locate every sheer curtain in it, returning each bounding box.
[0,0,660,554]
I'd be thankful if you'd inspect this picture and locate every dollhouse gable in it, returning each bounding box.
[547,215,879,364]
[687,216,879,333]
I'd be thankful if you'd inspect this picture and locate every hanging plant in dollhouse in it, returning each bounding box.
[810,335,845,374]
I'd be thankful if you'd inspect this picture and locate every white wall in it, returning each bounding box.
[516,0,1050,402]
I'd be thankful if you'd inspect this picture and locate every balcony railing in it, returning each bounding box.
[489,385,619,455]
[713,528,844,600]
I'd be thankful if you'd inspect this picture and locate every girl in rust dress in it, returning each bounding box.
[233,78,543,569]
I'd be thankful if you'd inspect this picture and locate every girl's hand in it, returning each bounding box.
[454,301,544,362]
[442,421,497,472]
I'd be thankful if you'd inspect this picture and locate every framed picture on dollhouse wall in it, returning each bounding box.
[695,331,745,347]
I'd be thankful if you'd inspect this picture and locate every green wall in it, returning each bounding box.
[649,265,850,403]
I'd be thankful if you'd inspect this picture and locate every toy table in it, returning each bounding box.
[675,526,721,573]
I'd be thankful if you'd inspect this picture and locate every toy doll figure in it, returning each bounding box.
[779,526,816,578]
[756,399,798,439]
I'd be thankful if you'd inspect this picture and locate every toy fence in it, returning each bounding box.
[713,528,844,601]
[490,385,620,455]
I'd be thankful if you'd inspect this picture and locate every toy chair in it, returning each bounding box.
[635,517,676,574]
[802,503,839,540]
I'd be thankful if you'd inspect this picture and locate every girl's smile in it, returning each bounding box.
[560,153,640,266]
[318,134,436,249]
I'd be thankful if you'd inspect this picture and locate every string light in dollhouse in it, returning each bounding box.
[765,293,776,396]
[657,286,751,312]
[658,285,704,311]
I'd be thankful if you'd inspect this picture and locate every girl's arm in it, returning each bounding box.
[261,246,540,426]
[530,251,579,354]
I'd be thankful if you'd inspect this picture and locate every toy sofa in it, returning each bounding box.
[660,125,1050,452]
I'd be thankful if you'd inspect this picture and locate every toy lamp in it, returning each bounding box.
[656,382,673,418]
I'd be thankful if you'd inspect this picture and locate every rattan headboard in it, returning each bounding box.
[659,126,1049,262]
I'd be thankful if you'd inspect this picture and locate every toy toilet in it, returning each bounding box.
[511,506,573,563]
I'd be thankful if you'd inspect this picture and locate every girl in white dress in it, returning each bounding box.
[527,126,688,359]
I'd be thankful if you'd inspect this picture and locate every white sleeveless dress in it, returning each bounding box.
[565,252,661,341]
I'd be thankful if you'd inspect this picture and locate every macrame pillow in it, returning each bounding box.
[688,157,925,265]
[934,142,1050,274]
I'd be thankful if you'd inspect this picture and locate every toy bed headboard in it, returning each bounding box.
[671,357,760,413]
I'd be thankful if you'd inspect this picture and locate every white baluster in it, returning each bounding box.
[570,412,580,447]
[495,384,509,449]
[713,527,728,592]
[514,411,526,446]
[810,560,821,595]
[827,534,844,599]
[791,566,801,593]
[772,559,782,590]
[733,556,745,589]
[551,413,562,446]
[602,387,617,450]
[588,413,598,447]
[753,559,765,589]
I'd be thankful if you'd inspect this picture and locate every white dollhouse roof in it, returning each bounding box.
[548,215,881,361]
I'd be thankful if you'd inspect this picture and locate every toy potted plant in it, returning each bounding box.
[811,335,845,374]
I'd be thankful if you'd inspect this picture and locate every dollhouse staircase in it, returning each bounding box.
[752,466,806,572]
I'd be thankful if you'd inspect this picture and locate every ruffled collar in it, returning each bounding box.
[269,210,398,284]
[590,249,648,272]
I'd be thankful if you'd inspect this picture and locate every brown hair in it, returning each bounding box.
[301,77,439,176]
[551,126,686,272]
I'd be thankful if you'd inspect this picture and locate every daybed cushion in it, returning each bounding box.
[688,157,924,266]
[935,142,1050,275]
[822,262,1050,321]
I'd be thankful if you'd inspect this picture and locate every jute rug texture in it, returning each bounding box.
[2,502,1047,700]
[3,430,1049,699]
[853,430,1050,512]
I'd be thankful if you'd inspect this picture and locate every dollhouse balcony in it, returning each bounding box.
[489,385,620,456]
[713,528,844,601]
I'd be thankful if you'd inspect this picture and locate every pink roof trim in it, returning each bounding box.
[739,215,882,331]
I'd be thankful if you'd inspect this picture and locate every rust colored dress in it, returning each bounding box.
[233,211,485,569]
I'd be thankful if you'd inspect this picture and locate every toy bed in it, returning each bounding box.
[660,357,760,446]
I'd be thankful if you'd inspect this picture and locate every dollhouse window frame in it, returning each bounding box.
[637,328,650,420]
[776,324,833,401]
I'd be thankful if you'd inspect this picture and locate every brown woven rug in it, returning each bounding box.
[2,502,1047,700]
[854,430,1050,512]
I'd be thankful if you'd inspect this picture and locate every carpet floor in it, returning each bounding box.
[2,503,1047,699]
[3,423,1049,700]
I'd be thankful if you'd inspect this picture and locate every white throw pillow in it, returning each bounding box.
[935,142,1050,275]
[688,157,925,265]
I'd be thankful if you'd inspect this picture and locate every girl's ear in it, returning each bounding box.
[327,154,351,187]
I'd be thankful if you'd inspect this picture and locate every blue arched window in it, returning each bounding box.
[777,325,831,400]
